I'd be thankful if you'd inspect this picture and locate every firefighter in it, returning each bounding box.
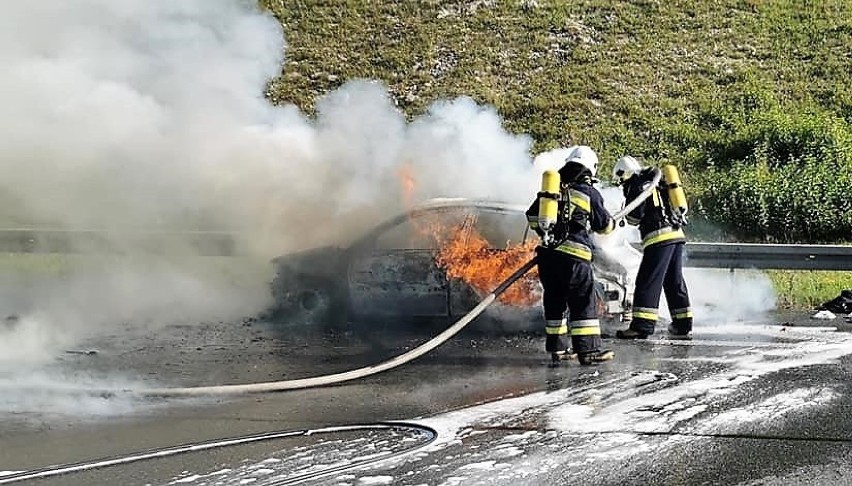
[526,146,616,366]
[611,155,693,340]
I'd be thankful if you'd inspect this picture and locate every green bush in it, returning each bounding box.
[694,108,852,242]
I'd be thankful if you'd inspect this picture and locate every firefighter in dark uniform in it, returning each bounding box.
[611,155,693,340]
[526,146,616,366]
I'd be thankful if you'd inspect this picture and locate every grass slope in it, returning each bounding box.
[262,0,851,164]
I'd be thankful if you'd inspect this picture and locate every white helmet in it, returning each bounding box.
[612,155,642,182]
[565,145,599,177]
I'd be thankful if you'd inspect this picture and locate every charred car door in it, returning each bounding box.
[347,210,472,320]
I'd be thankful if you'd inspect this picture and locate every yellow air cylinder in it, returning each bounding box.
[662,164,688,215]
[538,170,560,231]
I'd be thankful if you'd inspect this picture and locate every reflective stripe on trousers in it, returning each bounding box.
[671,306,694,320]
[545,318,568,335]
[570,318,601,336]
[632,306,658,322]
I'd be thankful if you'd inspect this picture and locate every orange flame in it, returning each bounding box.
[398,164,417,208]
[434,227,540,306]
[397,163,539,307]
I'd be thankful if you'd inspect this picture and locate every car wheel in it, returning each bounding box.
[271,274,344,331]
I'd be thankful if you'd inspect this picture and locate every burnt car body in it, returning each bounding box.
[270,199,636,334]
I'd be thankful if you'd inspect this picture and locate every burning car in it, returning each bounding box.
[270,199,636,334]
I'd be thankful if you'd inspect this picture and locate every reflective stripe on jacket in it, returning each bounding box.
[526,179,614,261]
[623,168,686,248]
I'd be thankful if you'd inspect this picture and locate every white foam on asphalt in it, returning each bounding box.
[151,324,852,486]
[357,476,395,485]
[695,387,839,434]
[546,328,850,437]
[373,323,852,484]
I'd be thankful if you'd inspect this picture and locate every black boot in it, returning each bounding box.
[578,349,614,366]
[666,323,692,340]
[615,328,649,340]
[549,349,578,367]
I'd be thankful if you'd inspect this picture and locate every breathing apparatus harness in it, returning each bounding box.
[536,171,593,248]
[535,171,560,246]
[623,164,689,229]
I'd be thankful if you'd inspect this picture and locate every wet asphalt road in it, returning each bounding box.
[3,312,852,485]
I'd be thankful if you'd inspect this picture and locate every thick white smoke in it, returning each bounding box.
[0,0,538,373]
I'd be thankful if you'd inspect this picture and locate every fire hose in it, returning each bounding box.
[133,170,661,397]
[0,422,437,484]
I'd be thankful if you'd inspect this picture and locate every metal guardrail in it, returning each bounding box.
[0,229,239,256]
[0,227,850,271]
[684,242,852,271]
